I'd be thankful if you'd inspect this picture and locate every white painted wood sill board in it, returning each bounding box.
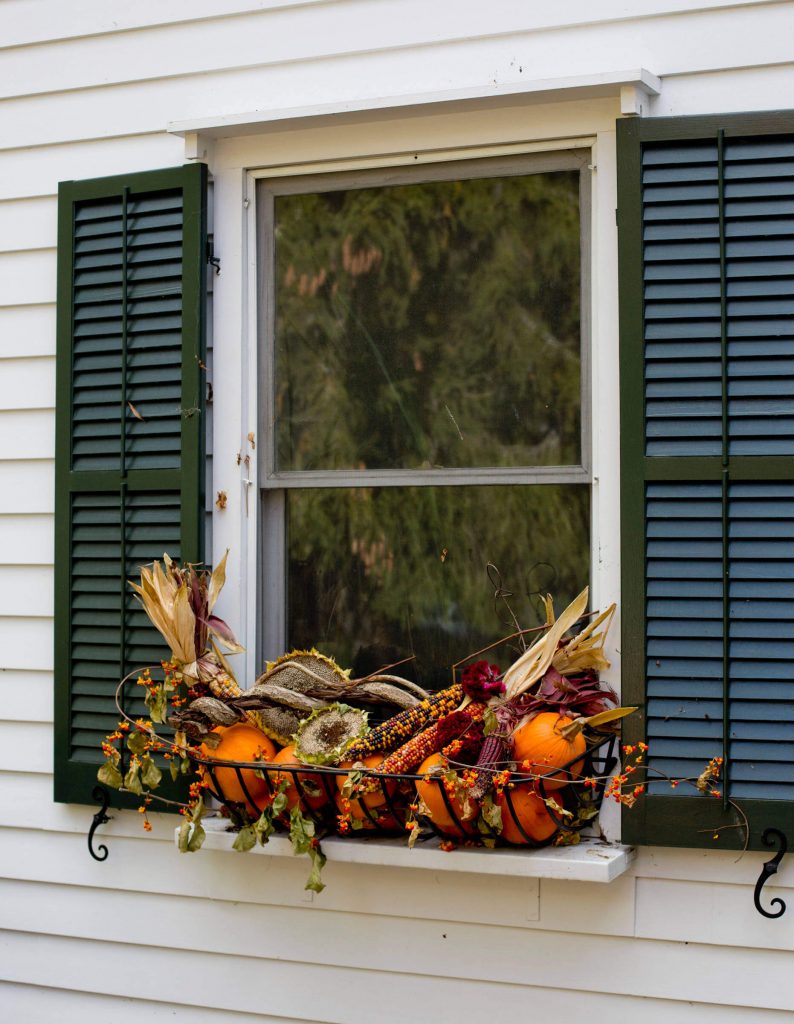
[178,817,635,883]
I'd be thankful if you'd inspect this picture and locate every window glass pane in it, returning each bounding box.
[274,170,581,472]
[286,484,589,689]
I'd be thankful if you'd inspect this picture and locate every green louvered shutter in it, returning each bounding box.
[619,113,794,850]
[54,165,207,806]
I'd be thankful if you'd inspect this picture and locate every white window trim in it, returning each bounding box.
[208,105,623,841]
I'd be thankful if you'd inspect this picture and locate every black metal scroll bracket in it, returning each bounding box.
[88,785,112,862]
[754,828,787,919]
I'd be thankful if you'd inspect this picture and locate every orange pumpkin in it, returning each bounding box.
[269,743,330,815]
[495,784,559,845]
[336,753,398,827]
[200,723,277,815]
[415,752,478,838]
[511,712,586,791]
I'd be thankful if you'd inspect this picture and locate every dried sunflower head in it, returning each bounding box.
[257,705,302,747]
[294,703,368,766]
[262,648,351,694]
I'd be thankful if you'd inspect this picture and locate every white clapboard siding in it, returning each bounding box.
[0,462,53,514]
[0,197,57,254]
[2,3,794,1022]
[0,305,56,359]
[0,251,54,307]
[4,874,794,1010]
[0,672,53,722]
[0,566,52,617]
[5,927,794,1020]
[0,983,323,1024]
[0,826,546,930]
[0,0,333,48]
[0,359,54,411]
[636,877,794,952]
[0,411,54,459]
[0,515,54,565]
[0,721,52,773]
[0,0,772,51]
[0,134,183,202]
[4,6,794,151]
[0,618,54,671]
[0,1,758,99]
[3,976,792,1024]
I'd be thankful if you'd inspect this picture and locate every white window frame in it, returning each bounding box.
[207,110,623,846]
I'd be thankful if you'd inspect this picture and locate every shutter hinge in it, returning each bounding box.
[207,239,221,275]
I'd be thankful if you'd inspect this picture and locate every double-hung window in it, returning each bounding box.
[257,151,592,686]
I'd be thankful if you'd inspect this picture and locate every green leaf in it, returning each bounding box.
[341,770,363,801]
[97,760,123,789]
[187,820,206,852]
[145,685,168,724]
[233,826,256,852]
[542,795,574,820]
[123,762,143,796]
[289,805,314,855]
[127,731,148,756]
[305,845,327,894]
[169,759,179,782]
[483,707,498,737]
[180,755,191,775]
[177,819,191,852]
[253,810,276,846]
[480,794,503,834]
[271,792,288,817]
[140,755,163,790]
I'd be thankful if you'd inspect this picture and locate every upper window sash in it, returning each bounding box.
[257,150,593,489]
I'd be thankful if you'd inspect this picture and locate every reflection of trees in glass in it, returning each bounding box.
[275,171,581,472]
[287,485,589,688]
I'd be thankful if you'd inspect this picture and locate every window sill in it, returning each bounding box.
[182,817,634,883]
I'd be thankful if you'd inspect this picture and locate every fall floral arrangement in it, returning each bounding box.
[98,554,724,892]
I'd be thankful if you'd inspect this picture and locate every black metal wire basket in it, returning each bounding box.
[193,731,618,848]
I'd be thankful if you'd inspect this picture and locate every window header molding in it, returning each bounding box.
[168,68,661,142]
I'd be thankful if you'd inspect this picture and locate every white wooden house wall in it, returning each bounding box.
[3,2,794,1019]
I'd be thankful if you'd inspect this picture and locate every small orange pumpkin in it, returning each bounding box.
[495,784,559,845]
[511,712,586,791]
[200,723,277,815]
[335,753,398,827]
[269,743,330,816]
[415,752,479,838]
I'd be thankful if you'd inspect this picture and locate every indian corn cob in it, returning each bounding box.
[377,704,487,776]
[344,684,463,761]
[467,702,518,802]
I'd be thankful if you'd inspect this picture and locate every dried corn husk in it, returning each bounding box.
[503,588,590,700]
[551,602,616,677]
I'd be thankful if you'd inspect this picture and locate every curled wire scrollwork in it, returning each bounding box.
[88,785,112,862]
[754,828,787,919]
